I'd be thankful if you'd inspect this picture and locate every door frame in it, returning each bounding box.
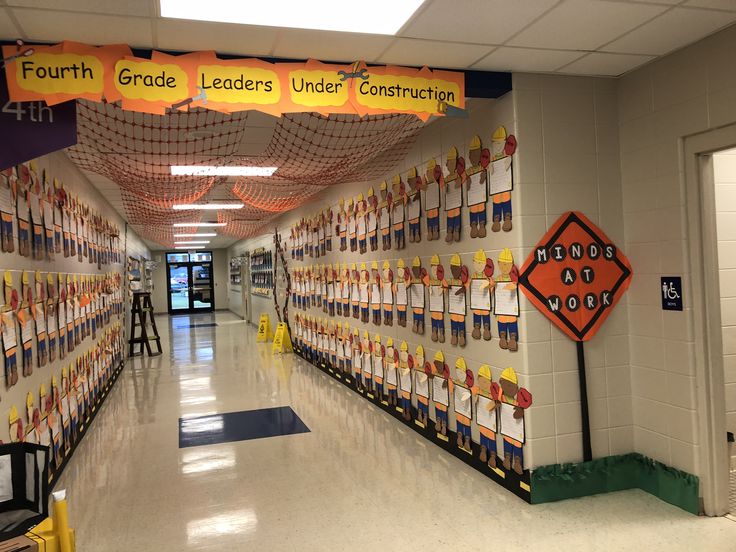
[165,252,215,315]
[683,123,736,515]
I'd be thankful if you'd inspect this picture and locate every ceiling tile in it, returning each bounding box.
[6,1,153,17]
[272,29,393,63]
[507,0,667,50]
[558,52,656,76]
[602,7,736,55]
[11,8,152,46]
[471,47,584,72]
[0,8,20,37]
[377,38,492,69]
[401,0,558,45]
[685,0,736,9]
[155,19,278,56]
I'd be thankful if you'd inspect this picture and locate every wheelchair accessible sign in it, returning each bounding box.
[661,276,683,311]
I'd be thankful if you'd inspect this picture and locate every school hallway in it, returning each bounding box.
[52,312,736,551]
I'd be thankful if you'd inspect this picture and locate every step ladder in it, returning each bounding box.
[128,292,162,357]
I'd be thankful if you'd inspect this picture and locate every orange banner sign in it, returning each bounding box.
[3,42,465,120]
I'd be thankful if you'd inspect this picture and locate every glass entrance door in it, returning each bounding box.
[190,263,213,310]
[168,264,190,312]
[166,252,215,314]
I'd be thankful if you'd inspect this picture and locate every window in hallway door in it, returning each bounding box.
[166,252,215,314]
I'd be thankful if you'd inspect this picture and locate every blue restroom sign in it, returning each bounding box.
[661,276,682,311]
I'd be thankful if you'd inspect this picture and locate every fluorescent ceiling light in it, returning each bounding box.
[173,203,244,210]
[175,241,211,245]
[171,165,277,177]
[175,246,206,250]
[160,0,425,35]
[174,233,217,237]
[173,222,227,227]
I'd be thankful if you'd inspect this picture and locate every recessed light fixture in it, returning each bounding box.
[175,241,211,245]
[172,203,244,210]
[173,222,227,227]
[175,245,206,250]
[170,165,277,177]
[174,233,217,237]
[159,0,425,35]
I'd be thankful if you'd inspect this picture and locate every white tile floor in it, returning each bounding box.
[55,312,736,551]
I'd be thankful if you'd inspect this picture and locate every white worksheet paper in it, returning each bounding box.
[415,372,429,398]
[432,377,449,406]
[425,182,439,210]
[470,279,491,310]
[448,285,466,315]
[499,403,525,443]
[445,179,462,210]
[489,158,513,196]
[493,285,519,317]
[454,385,472,418]
[395,282,407,306]
[476,395,498,431]
[410,283,425,309]
[467,168,487,206]
[429,285,444,313]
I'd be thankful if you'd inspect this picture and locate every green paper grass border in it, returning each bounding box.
[531,453,699,514]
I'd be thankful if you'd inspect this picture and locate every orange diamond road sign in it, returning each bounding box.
[519,212,632,341]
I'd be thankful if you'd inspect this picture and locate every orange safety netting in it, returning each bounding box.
[68,102,429,246]
[68,100,248,206]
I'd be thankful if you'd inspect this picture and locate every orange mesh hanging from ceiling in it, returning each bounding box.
[67,100,249,206]
[121,189,203,226]
[231,179,324,212]
[257,113,426,186]
[217,210,273,240]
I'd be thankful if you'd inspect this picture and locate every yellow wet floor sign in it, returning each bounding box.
[272,322,293,354]
[256,314,273,342]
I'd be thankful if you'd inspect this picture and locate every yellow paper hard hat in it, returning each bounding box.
[357,193,364,202]
[470,135,481,150]
[500,367,518,385]
[447,146,458,160]
[400,341,408,352]
[430,254,440,266]
[360,262,367,270]
[382,260,390,270]
[380,180,388,191]
[397,258,406,269]
[450,253,461,267]
[339,197,344,206]
[337,322,342,330]
[386,337,393,347]
[416,344,424,358]
[374,333,381,343]
[478,364,492,380]
[345,322,350,331]
[426,158,437,170]
[474,249,487,264]
[342,263,348,271]
[348,198,354,206]
[492,126,508,142]
[407,167,417,179]
[412,256,421,267]
[434,350,445,362]
[363,330,369,339]
[371,260,378,270]
[499,248,514,264]
[350,262,357,270]
[367,187,375,198]
[354,328,359,336]
[455,357,467,371]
